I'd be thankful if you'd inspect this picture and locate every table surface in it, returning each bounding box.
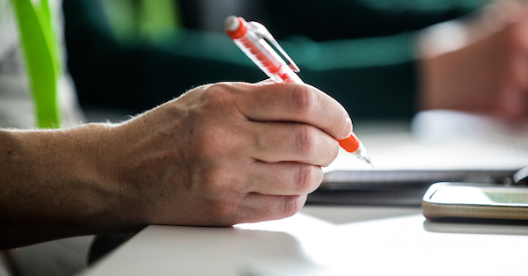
[80,205,528,276]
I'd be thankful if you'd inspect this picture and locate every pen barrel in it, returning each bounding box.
[276,65,303,84]
[233,34,302,84]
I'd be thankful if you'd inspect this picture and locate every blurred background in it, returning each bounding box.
[62,0,489,122]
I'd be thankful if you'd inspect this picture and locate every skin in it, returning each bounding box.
[419,1,528,121]
[0,81,352,250]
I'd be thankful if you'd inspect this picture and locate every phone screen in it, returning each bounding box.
[430,186,528,206]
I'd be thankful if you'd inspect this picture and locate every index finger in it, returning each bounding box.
[235,82,352,140]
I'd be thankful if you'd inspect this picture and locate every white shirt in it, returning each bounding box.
[0,0,84,129]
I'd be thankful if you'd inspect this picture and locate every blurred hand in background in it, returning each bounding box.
[419,0,528,121]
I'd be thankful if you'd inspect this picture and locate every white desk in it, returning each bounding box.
[81,206,528,276]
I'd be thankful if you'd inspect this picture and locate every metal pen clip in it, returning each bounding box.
[247,21,300,72]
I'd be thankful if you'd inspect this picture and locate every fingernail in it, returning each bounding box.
[341,118,352,138]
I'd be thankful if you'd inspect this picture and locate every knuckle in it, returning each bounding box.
[207,82,233,94]
[200,173,243,224]
[189,126,221,157]
[189,125,243,159]
[294,164,321,194]
[295,126,317,158]
[281,196,304,218]
[315,140,340,167]
[202,168,235,194]
[209,200,239,224]
[322,144,340,167]
[502,24,525,49]
[202,83,237,107]
[290,85,318,117]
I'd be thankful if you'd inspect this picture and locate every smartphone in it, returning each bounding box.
[422,182,528,221]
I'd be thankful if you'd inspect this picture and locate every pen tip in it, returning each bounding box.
[351,143,373,167]
[361,155,373,167]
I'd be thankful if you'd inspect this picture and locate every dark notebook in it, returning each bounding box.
[307,169,519,207]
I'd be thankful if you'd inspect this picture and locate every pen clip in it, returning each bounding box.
[248,22,300,72]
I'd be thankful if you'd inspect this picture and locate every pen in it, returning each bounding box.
[224,16,371,165]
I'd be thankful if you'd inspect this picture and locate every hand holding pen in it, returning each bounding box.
[225,16,371,165]
[0,10,375,248]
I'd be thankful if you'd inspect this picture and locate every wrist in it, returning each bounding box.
[0,123,145,242]
[72,123,149,233]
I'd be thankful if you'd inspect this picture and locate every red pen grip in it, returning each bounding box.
[337,134,360,153]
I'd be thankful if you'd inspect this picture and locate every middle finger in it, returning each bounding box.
[246,121,339,166]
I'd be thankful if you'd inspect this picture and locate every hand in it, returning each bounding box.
[0,81,350,248]
[418,1,528,121]
[100,82,351,226]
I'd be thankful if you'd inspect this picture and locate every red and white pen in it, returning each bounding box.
[225,16,372,165]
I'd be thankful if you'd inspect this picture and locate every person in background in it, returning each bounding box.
[419,1,528,120]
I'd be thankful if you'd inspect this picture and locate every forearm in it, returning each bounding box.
[0,124,143,249]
